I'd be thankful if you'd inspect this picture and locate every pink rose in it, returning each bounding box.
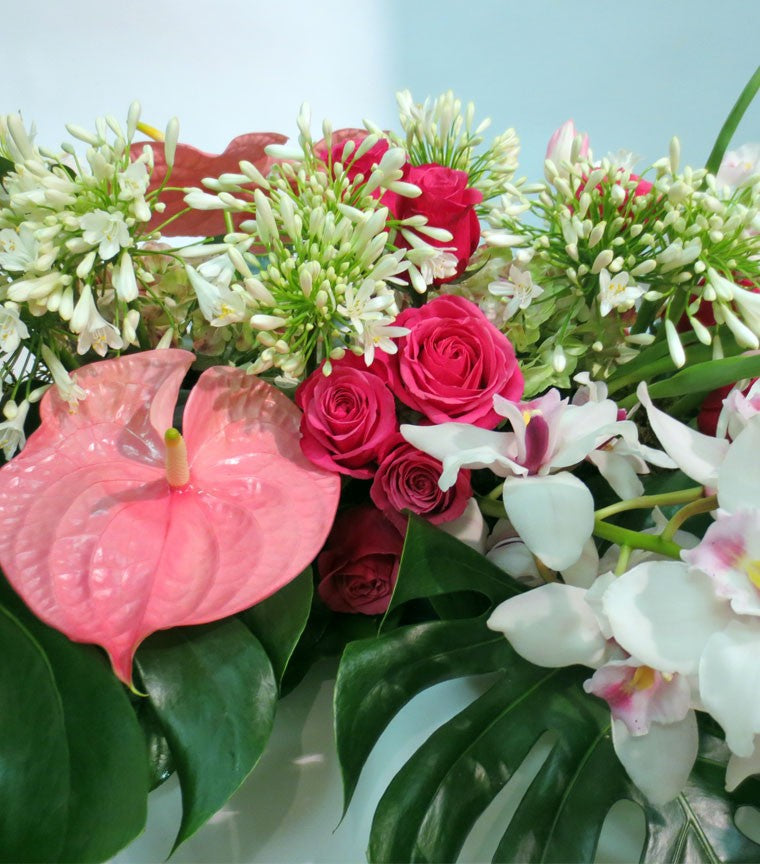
[390,163,482,281]
[379,295,524,428]
[295,354,397,478]
[370,435,472,532]
[317,505,404,615]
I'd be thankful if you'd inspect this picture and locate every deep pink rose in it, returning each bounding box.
[317,505,404,615]
[391,163,482,281]
[370,435,472,532]
[295,354,397,478]
[380,295,524,428]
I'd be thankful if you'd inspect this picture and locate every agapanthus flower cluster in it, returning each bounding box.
[0,105,185,454]
[486,121,760,391]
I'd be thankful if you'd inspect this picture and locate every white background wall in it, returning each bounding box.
[5,0,760,184]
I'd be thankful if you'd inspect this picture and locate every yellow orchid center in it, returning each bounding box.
[629,665,656,691]
[522,408,542,426]
[164,428,190,488]
[746,559,760,590]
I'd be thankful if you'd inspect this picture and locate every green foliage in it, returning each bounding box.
[135,620,278,852]
[334,517,760,863]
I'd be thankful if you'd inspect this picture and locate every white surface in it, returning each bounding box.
[112,659,646,863]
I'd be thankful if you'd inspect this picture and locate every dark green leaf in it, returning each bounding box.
[19,620,149,862]
[0,605,68,863]
[619,353,760,409]
[136,698,175,790]
[387,515,522,622]
[136,619,278,852]
[335,617,513,814]
[239,566,313,686]
[705,66,760,174]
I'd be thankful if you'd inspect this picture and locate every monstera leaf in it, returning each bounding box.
[334,516,760,863]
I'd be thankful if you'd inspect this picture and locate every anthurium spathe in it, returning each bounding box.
[0,349,340,685]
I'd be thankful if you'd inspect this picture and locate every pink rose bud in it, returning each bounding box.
[546,120,590,164]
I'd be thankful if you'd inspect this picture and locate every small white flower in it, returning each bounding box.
[0,398,29,459]
[41,345,86,411]
[0,225,38,272]
[361,319,409,365]
[0,303,29,353]
[70,284,124,356]
[489,264,544,320]
[598,269,646,317]
[186,263,247,326]
[112,251,139,302]
[117,160,150,202]
[80,210,130,260]
[420,250,458,285]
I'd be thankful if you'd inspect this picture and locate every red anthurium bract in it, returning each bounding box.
[132,132,288,236]
[0,350,340,685]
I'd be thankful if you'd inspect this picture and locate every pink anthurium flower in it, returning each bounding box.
[0,349,340,686]
[132,132,288,236]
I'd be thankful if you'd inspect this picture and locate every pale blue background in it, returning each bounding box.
[5,1,760,861]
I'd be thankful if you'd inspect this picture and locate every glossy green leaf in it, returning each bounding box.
[240,566,313,686]
[619,353,760,409]
[705,65,760,174]
[135,619,278,852]
[335,617,513,814]
[20,620,149,862]
[0,605,69,863]
[387,515,522,622]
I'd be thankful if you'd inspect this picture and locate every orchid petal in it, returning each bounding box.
[637,382,729,486]
[0,351,340,685]
[717,415,760,513]
[587,448,644,500]
[400,422,525,490]
[699,622,760,758]
[438,498,487,552]
[611,712,698,805]
[487,582,609,668]
[561,537,600,588]
[502,472,594,570]
[549,401,624,469]
[603,561,733,674]
[726,735,760,791]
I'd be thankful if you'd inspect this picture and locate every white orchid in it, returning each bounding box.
[401,386,661,570]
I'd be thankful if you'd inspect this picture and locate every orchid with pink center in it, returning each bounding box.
[487,573,700,804]
[0,349,340,686]
[401,386,657,569]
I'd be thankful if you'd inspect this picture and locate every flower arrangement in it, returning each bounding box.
[2,69,760,863]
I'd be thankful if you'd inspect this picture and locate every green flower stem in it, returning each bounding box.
[594,486,704,522]
[706,66,760,174]
[661,493,719,541]
[615,544,632,576]
[486,482,504,501]
[477,496,507,519]
[593,518,682,560]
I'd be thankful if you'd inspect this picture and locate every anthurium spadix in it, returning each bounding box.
[0,350,340,686]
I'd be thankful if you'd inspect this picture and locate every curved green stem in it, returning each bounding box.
[593,518,682,560]
[661,494,719,541]
[478,496,506,519]
[706,66,760,174]
[594,486,703,521]
[615,544,632,576]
